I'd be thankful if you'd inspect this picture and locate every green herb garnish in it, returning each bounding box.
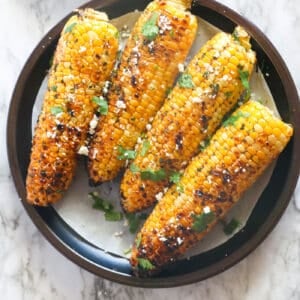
[50,85,57,92]
[232,30,240,43]
[225,91,233,99]
[117,145,136,160]
[140,140,150,157]
[135,234,142,248]
[64,22,77,33]
[130,163,140,173]
[142,12,159,41]
[137,258,155,270]
[169,171,182,184]
[89,192,123,222]
[192,211,215,233]
[50,106,63,116]
[92,96,108,115]
[223,218,240,235]
[238,67,251,100]
[104,211,123,222]
[178,73,195,89]
[123,247,132,255]
[165,87,172,97]
[125,213,146,234]
[140,169,166,182]
[176,184,184,193]
[210,83,220,95]
[223,111,250,127]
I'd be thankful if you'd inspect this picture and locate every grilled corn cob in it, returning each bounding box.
[121,27,256,212]
[88,0,198,184]
[130,100,293,276]
[26,9,119,206]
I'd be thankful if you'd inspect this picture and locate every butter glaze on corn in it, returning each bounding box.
[88,0,198,184]
[121,26,256,213]
[130,100,293,276]
[26,9,119,206]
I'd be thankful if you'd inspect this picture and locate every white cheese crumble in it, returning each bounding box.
[78,146,89,156]
[89,114,98,135]
[155,192,164,201]
[191,97,203,104]
[178,63,185,73]
[146,123,152,131]
[116,100,126,109]
[177,237,183,245]
[203,206,211,214]
[114,231,124,237]
[78,46,86,53]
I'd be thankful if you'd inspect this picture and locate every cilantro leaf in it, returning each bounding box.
[238,67,251,100]
[140,140,150,156]
[223,111,250,127]
[92,96,108,115]
[142,12,159,41]
[140,169,166,181]
[117,145,136,160]
[135,234,142,248]
[130,163,140,173]
[89,192,123,222]
[125,213,144,234]
[123,247,132,255]
[137,258,155,270]
[178,73,195,89]
[50,85,57,92]
[104,211,123,221]
[169,171,182,184]
[64,22,77,33]
[51,106,63,116]
[223,218,240,235]
[192,211,215,233]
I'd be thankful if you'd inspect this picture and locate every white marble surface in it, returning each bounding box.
[1,0,299,299]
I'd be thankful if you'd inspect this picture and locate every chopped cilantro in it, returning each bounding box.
[117,145,136,160]
[170,28,175,38]
[140,168,166,181]
[232,30,240,43]
[64,22,77,33]
[50,106,63,116]
[130,163,140,173]
[104,211,123,221]
[223,218,240,235]
[135,234,142,248]
[203,71,210,79]
[165,87,172,97]
[238,67,251,100]
[223,111,250,127]
[142,12,159,41]
[125,213,145,234]
[169,171,182,184]
[89,192,123,222]
[137,258,155,270]
[210,83,220,95]
[123,247,132,255]
[178,73,195,89]
[225,91,233,99]
[176,184,184,193]
[140,140,150,156]
[50,85,57,92]
[192,211,215,233]
[92,96,108,115]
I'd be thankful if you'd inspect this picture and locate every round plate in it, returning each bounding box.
[7,0,300,287]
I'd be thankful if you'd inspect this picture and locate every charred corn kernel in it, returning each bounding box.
[88,0,198,184]
[130,100,293,276]
[26,9,119,206]
[121,26,256,213]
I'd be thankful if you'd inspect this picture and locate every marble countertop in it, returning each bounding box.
[1,0,299,299]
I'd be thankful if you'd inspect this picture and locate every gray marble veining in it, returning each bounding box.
[1,0,299,299]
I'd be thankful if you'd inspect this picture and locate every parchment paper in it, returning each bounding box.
[32,11,279,258]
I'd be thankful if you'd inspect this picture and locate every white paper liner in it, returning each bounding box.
[32,11,280,259]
